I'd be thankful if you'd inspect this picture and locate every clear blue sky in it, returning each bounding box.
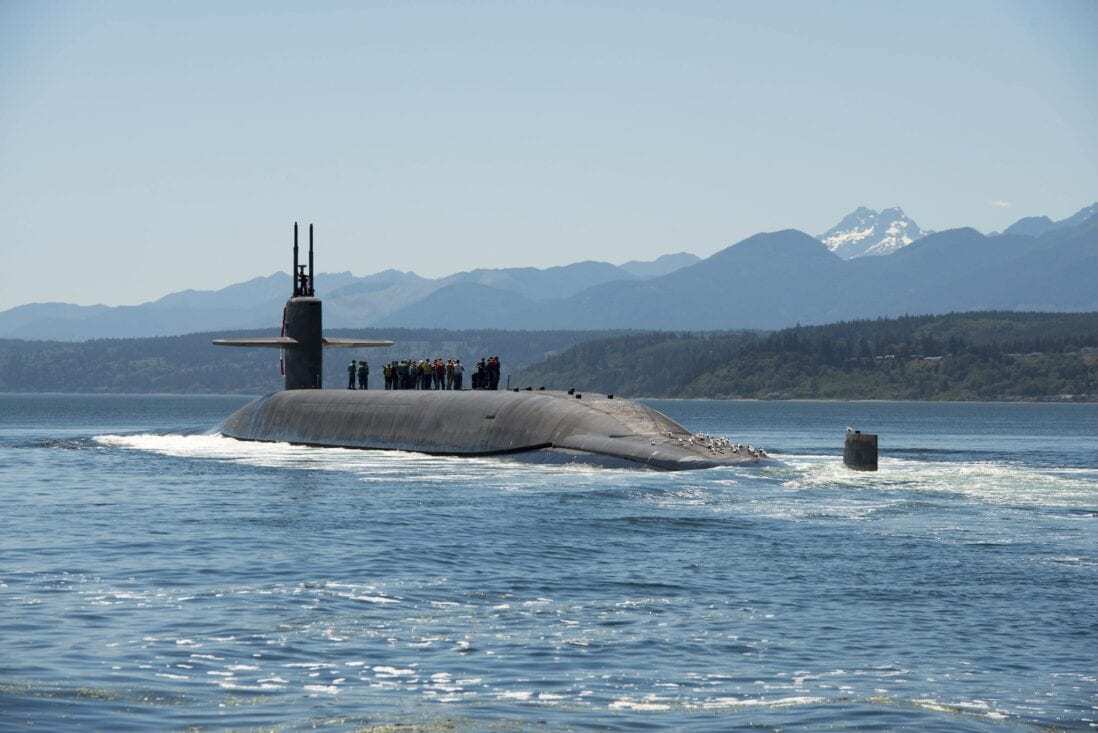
[1,1,1095,309]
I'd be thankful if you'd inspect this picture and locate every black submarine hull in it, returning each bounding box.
[220,389,766,471]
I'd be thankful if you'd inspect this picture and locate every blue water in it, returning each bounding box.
[2,394,1097,731]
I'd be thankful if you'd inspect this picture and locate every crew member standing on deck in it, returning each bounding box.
[347,360,357,389]
[488,356,501,390]
[357,359,369,390]
[453,359,464,390]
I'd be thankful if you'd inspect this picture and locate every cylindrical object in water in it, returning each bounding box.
[844,430,878,471]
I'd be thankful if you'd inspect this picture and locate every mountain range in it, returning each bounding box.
[1001,202,1098,238]
[0,255,699,341]
[2,203,1094,339]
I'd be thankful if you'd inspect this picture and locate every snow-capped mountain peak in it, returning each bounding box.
[817,206,929,258]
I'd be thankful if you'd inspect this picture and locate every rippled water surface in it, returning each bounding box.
[2,394,1097,730]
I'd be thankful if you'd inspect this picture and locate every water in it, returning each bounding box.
[2,394,1097,730]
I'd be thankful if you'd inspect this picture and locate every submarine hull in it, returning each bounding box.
[220,390,765,471]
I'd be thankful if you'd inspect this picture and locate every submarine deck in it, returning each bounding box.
[220,389,764,471]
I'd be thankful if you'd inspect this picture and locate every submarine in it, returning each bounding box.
[214,224,768,470]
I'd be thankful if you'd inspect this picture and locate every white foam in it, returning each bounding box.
[911,698,1011,719]
[91,432,638,487]
[610,696,672,711]
[303,684,340,695]
[775,453,1098,511]
[373,666,416,678]
[348,594,399,604]
[698,695,825,709]
[497,690,533,701]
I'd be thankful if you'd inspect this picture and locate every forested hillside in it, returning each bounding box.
[513,312,1098,401]
[0,329,618,394]
[6,313,1097,400]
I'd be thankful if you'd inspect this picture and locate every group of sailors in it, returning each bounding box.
[381,359,464,390]
[347,356,504,391]
[470,356,502,390]
[348,359,370,390]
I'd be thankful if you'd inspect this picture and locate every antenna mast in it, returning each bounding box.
[292,222,301,296]
[308,223,315,296]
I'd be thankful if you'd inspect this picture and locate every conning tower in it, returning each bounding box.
[284,222,322,389]
[213,223,392,389]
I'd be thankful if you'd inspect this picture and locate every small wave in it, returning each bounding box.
[610,695,673,711]
[910,697,1010,720]
[697,695,826,710]
[617,515,751,531]
[496,690,534,701]
[372,666,416,678]
[1049,555,1097,565]
[15,437,97,451]
[303,684,340,695]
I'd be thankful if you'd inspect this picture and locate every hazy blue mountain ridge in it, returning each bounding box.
[376,283,543,330]
[323,270,440,327]
[500,219,1098,330]
[1003,202,1097,237]
[440,260,638,301]
[3,203,1095,339]
[619,252,701,278]
[0,254,685,340]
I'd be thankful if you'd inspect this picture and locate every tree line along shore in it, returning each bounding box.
[0,329,618,395]
[1,313,1096,401]
[513,312,1098,402]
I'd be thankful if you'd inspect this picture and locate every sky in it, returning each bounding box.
[1,1,1096,310]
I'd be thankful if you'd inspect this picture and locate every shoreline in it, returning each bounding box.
[2,391,1096,405]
